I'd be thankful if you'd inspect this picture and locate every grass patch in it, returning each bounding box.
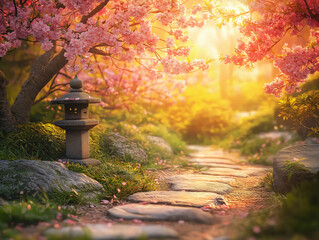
[67,157,157,200]
[0,199,72,240]
[234,174,319,239]
[0,123,65,161]
[260,170,274,191]
[230,135,298,165]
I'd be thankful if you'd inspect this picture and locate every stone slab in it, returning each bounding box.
[190,158,235,165]
[191,162,243,169]
[166,174,235,183]
[187,145,213,151]
[189,151,227,158]
[203,167,267,177]
[107,204,216,224]
[128,191,226,207]
[169,180,232,194]
[203,168,249,177]
[45,224,178,239]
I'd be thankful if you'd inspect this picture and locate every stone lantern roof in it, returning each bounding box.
[51,75,100,105]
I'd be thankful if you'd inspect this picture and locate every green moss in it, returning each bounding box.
[0,123,65,161]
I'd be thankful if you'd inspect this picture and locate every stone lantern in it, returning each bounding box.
[51,76,101,166]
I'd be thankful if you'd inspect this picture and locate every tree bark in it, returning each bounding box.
[11,49,68,124]
[0,71,16,132]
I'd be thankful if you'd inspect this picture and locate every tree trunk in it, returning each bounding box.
[0,71,16,133]
[11,49,68,124]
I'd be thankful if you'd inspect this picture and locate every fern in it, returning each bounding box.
[283,158,311,180]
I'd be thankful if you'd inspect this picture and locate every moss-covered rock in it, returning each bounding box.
[0,160,102,203]
[102,132,147,163]
[273,144,319,193]
[146,135,173,156]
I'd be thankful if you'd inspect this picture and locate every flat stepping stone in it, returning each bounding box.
[45,224,178,239]
[187,145,215,151]
[192,162,243,169]
[203,168,266,177]
[169,180,232,194]
[128,191,226,207]
[190,158,235,165]
[189,151,226,158]
[167,174,235,183]
[107,204,216,224]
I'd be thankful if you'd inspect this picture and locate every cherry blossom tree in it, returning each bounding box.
[0,0,208,131]
[208,0,319,97]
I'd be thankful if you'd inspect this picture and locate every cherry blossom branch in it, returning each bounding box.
[88,47,110,56]
[12,0,17,16]
[80,0,109,24]
[302,0,315,19]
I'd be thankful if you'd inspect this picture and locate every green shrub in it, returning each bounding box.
[278,174,319,235]
[215,107,277,150]
[233,136,294,165]
[0,123,65,161]
[235,174,319,239]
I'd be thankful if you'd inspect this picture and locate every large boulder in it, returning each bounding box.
[146,135,173,155]
[0,160,102,202]
[273,144,319,193]
[102,132,147,163]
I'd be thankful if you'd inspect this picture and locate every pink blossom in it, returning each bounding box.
[100,199,110,205]
[253,226,261,234]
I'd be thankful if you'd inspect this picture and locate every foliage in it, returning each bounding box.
[235,174,319,239]
[0,199,70,239]
[225,80,276,112]
[163,83,234,143]
[0,123,65,161]
[208,0,319,96]
[235,136,291,165]
[260,170,274,192]
[47,189,88,206]
[279,91,319,138]
[218,106,276,148]
[216,105,301,165]
[283,158,311,180]
[0,1,208,73]
[68,159,156,200]
[0,0,210,123]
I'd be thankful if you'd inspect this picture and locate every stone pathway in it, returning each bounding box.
[46,145,271,240]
